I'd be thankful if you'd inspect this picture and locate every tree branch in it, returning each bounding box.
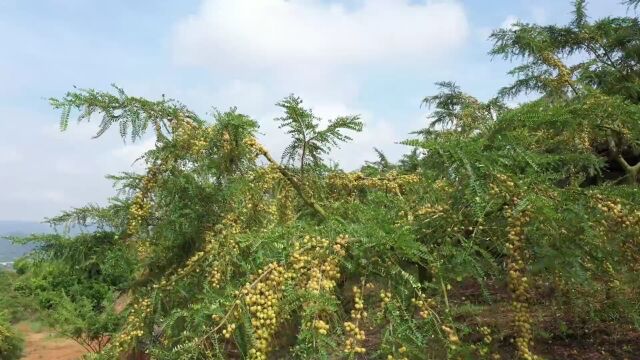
[608,136,639,184]
[256,144,327,220]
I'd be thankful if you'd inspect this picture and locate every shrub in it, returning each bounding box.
[0,314,24,360]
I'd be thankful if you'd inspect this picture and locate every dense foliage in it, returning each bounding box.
[12,231,136,352]
[8,1,640,359]
[0,272,25,360]
[0,314,23,360]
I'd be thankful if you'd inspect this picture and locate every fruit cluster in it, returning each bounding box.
[575,129,592,150]
[127,166,159,235]
[210,234,351,358]
[379,290,392,306]
[411,293,436,319]
[475,326,499,358]
[505,206,538,360]
[343,286,367,355]
[386,346,408,360]
[593,194,638,228]
[415,203,448,218]
[242,262,288,360]
[221,131,231,153]
[172,119,209,156]
[539,51,574,91]
[111,297,153,354]
[244,137,268,157]
[291,235,348,294]
[327,171,419,198]
[135,240,151,260]
[158,213,243,291]
[489,173,516,197]
[209,269,222,288]
[276,185,295,223]
[222,323,236,339]
[313,320,329,335]
[441,324,461,351]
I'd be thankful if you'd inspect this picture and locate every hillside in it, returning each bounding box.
[0,221,50,263]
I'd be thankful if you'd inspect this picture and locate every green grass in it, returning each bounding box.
[28,320,46,333]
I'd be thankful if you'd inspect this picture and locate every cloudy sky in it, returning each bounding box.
[0,0,631,221]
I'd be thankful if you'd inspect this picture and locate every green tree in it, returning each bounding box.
[15,231,135,353]
[26,2,640,359]
[275,95,363,172]
[422,81,506,134]
[490,0,640,102]
[490,1,640,184]
[361,147,394,175]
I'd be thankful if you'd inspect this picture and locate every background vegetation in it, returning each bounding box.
[0,271,26,360]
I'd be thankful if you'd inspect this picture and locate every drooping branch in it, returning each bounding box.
[50,85,201,143]
[246,138,327,220]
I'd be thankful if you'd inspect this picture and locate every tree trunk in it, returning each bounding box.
[628,165,639,185]
[300,144,306,173]
[609,137,639,185]
[614,154,639,185]
[257,143,327,220]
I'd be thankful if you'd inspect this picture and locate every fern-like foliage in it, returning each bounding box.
[361,147,394,175]
[626,0,640,10]
[49,84,201,142]
[490,1,640,102]
[275,95,362,172]
[421,82,505,134]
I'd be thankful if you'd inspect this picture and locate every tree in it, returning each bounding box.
[50,84,201,141]
[21,2,639,359]
[361,147,394,175]
[14,231,135,353]
[275,95,363,172]
[490,1,640,184]
[422,81,506,133]
[43,78,640,360]
[490,0,640,102]
[625,0,640,10]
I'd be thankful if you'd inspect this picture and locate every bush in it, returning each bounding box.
[14,232,134,353]
[0,270,35,322]
[0,314,24,360]
[36,1,640,358]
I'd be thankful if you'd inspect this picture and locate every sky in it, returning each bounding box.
[0,0,632,221]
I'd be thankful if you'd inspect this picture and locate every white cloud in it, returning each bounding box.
[43,190,65,203]
[331,116,402,169]
[0,148,22,165]
[111,137,156,169]
[0,0,472,221]
[500,15,520,30]
[0,107,156,221]
[172,0,469,73]
[169,0,469,170]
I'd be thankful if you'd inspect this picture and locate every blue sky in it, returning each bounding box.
[0,0,631,221]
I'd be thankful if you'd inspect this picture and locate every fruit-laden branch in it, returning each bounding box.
[245,137,327,220]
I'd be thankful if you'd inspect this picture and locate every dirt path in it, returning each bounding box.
[16,322,87,360]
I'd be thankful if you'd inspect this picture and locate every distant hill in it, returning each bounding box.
[0,220,51,235]
[0,220,52,263]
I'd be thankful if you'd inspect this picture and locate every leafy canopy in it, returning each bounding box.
[275,95,363,171]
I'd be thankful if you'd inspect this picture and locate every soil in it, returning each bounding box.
[16,322,87,360]
[450,279,640,360]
